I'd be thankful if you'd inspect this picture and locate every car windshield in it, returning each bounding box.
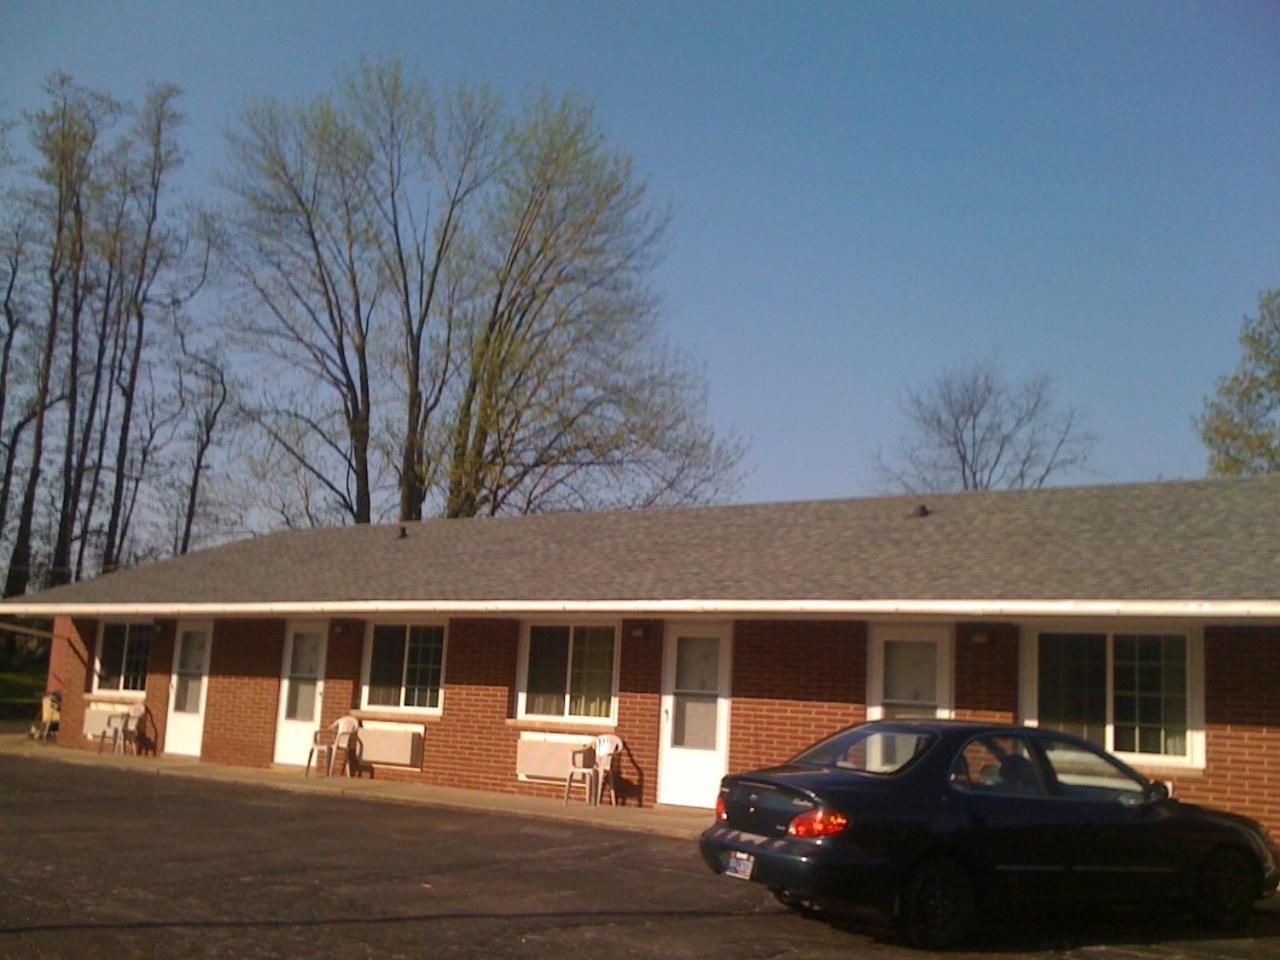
[793,727,936,775]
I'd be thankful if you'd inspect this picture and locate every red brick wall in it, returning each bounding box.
[953,622,1019,722]
[46,619,74,694]
[729,619,868,772]
[1140,626,1280,836]
[616,619,662,806]
[141,620,176,755]
[321,618,365,725]
[48,616,96,751]
[353,618,662,805]
[412,617,522,792]
[44,611,1277,835]
[200,619,285,767]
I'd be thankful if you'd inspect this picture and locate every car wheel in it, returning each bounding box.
[899,857,976,949]
[1196,850,1255,932]
[769,887,818,917]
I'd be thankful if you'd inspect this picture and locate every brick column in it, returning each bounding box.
[142,619,176,755]
[729,619,868,772]
[200,619,286,767]
[953,622,1019,722]
[49,615,97,751]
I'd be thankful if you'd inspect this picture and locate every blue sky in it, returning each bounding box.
[3,1,1278,503]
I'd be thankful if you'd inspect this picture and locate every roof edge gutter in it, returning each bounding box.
[2,599,1280,619]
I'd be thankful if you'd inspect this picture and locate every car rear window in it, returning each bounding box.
[794,728,936,775]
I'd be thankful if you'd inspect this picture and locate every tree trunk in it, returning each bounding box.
[4,298,59,597]
[48,201,89,587]
[101,306,143,572]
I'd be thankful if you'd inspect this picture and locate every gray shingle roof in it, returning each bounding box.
[4,475,1279,610]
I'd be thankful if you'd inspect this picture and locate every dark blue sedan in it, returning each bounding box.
[700,720,1280,948]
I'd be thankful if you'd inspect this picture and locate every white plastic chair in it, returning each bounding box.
[563,734,625,806]
[306,716,360,778]
[593,734,624,806]
[99,702,146,755]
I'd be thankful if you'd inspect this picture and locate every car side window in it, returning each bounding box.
[1039,738,1147,804]
[949,735,1046,797]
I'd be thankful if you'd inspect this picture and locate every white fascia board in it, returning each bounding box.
[2,598,1279,619]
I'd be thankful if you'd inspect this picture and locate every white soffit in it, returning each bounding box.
[1,598,1279,619]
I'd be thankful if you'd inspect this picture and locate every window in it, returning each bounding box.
[868,626,952,721]
[1039,737,1146,804]
[1032,630,1199,763]
[1038,633,1107,747]
[882,640,938,718]
[96,623,153,693]
[521,625,617,721]
[1113,634,1186,756]
[363,624,445,711]
[794,727,935,775]
[949,735,1045,797]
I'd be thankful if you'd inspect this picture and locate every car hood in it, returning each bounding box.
[1172,800,1271,840]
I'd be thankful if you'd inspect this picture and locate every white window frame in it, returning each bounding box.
[516,620,622,726]
[92,620,154,698]
[359,619,447,716]
[1018,622,1205,770]
[866,623,955,721]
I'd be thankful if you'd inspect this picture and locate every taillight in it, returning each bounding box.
[715,794,728,822]
[787,807,849,838]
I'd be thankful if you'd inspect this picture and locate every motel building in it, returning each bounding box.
[3,476,1278,835]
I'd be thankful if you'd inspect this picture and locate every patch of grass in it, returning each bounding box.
[0,668,45,720]
[0,669,45,700]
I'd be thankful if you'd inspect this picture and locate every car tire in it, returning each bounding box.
[1195,849,1255,932]
[770,887,818,917]
[899,857,977,949]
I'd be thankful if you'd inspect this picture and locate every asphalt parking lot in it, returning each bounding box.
[1,755,1277,960]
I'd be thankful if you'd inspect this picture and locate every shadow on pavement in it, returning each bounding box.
[818,901,1280,953]
[0,907,764,937]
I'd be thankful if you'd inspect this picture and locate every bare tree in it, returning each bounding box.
[111,364,185,565]
[47,88,124,586]
[172,328,230,554]
[100,83,192,573]
[220,90,382,524]
[72,138,134,580]
[877,357,1095,494]
[443,91,742,517]
[0,74,217,589]
[5,74,114,596]
[346,65,504,522]
[222,62,741,525]
[0,215,31,536]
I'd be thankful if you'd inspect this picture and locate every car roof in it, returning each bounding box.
[860,719,1038,735]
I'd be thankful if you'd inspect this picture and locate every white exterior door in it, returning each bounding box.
[165,622,213,757]
[868,625,953,720]
[273,622,327,765]
[658,623,731,808]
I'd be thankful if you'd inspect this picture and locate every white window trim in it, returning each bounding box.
[516,619,622,727]
[171,618,215,708]
[359,619,447,716]
[866,623,955,721]
[1018,622,1205,770]
[92,620,154,699]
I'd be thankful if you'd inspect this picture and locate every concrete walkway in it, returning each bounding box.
[0,733,713,841]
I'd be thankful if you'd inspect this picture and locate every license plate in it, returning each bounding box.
[725,850,755,880]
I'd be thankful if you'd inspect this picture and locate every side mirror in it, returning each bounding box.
[1144,781,1170,803]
